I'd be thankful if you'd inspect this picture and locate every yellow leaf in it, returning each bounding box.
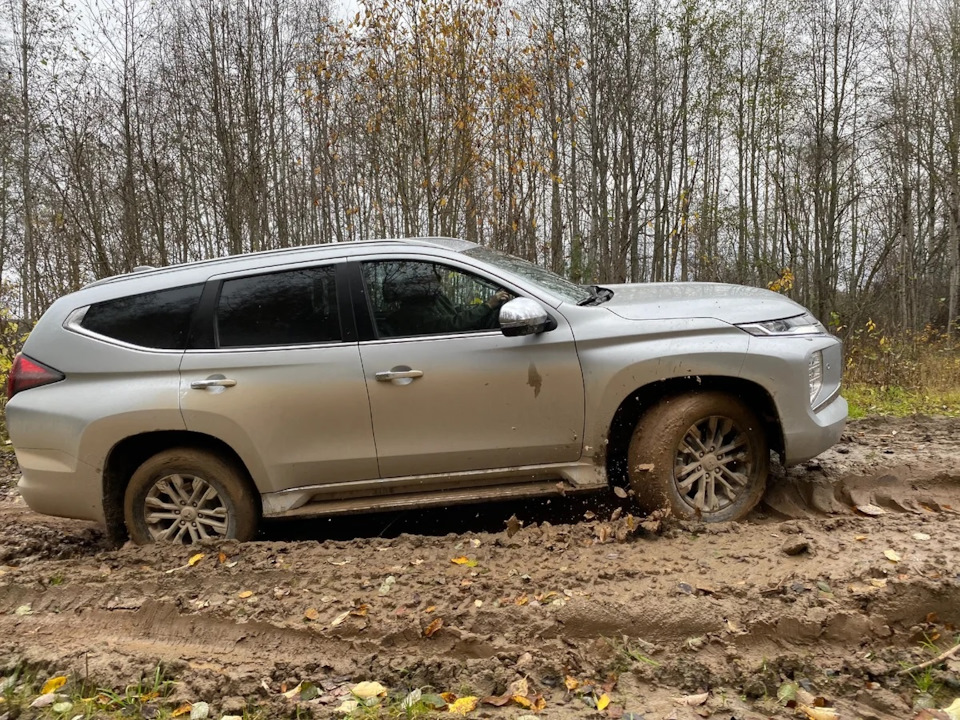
[883,549,901,563]
[854,535,868,541]
[282,682,303,699]
[238,590,254,598]
[798,704,839,720]
[515,594,529,606]
[424,617,444,637]
[451,556,478,567]
[218,551,227,563]
[448,696,478,715]
[564,676,579,691]
[41,676,67,695]
[512,695,532,708]
[304,607,320,621]
[425,605,437,613]
[188,553,204,567]
[597,693,610,711]
[172,703,192,717]
[351,681,386,699]
[440,692,459,704]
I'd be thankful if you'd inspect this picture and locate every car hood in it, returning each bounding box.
[601,282,809,324]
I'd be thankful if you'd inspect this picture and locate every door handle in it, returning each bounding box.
[190,378,238,389]
[375,369,423,382]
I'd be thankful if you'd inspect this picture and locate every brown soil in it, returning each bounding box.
[1,416,959,719]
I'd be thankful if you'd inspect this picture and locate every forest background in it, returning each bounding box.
[1,0,959,417]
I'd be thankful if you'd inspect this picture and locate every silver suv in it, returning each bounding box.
[5,238,846,544]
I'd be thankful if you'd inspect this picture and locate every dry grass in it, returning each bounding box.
[843,323,960,418]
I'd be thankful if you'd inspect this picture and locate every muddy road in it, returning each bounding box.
[1,416,959,719]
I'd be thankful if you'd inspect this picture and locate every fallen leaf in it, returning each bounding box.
[856,504,886,516]
[283,683,303,699]
[190,700,210,719]
[218,551,227,563]
[440,692,459,704]
[777,681,798,703]
[854,535,869,541]
[597,693,611,711]
[330,610,351,627]
[481,694,512,707]
[304,607,319,621]
[238,590,254,599]
[505,515,523,537]
[14,604,31,616]
[425,605,437,613]
[884,549,902,563]
[41,676,67,695]
[379,576,396,595]
[515,594,529,606]
[798,704,839,720]
[51,701,73,714]
[424,617,444,637]
[613,486,628,499]
[677,691,709,706]
[336,699,359,714]
[421,693,448,709]
[513,695,533,708]
[451,556,478,567]
[401,688,422,710]
[448,696,478,715]
[350,604,370,617]
[351,681,386,699]
[869,578,888,588]
[188,553,204,567]
[29,693,56,709]
[943,698,960,720]
[171,703,192,717]
[913,532,932,541]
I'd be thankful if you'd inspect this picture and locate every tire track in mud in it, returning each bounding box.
[1,416,960,719]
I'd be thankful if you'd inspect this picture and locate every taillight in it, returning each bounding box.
[5,354,65,399]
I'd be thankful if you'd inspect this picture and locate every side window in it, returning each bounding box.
[81,284,202,350]
[361,260,506,338]
[217,266,340,348]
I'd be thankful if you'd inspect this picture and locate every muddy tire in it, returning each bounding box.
[628,392,768,522]
[123,448,259,544]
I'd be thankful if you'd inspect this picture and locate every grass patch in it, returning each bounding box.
[844,383,960,419]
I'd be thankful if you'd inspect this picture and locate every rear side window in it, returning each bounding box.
[81,284,203,350]
[216,265,340,348]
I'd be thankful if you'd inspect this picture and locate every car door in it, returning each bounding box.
[354,257,585,479]
[179,262,378,493]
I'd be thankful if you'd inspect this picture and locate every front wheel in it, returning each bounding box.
[628,392,769,522]
[123,447,259,544]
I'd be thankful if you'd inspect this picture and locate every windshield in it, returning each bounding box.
[463,246,591,304]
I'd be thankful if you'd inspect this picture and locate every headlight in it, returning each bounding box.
[736,312,826,336]
[808,350,823,405]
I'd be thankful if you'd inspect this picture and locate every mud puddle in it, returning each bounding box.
[0,416,959,719]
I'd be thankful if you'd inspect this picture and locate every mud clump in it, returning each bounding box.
[0,416,960,719]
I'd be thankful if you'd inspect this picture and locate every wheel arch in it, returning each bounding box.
[102,430,261,543]
[605,376,784,490]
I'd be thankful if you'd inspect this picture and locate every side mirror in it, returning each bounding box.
[499,297,554,337]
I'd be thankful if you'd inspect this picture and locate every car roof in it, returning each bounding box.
[83,237,477,289]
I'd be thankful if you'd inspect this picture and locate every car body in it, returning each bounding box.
[5,237,846,543]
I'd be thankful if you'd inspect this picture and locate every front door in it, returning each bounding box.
[355,258,585,479]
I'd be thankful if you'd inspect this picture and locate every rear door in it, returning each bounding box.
[179,262,378,493]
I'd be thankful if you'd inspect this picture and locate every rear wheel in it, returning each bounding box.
[123,448,259,544]
[628,392,769,522]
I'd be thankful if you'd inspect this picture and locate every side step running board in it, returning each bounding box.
[264,480,593,519]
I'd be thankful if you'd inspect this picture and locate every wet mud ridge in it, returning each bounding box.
[1,416,959,719]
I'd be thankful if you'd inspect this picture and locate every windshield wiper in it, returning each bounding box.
[577,285,614,306]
